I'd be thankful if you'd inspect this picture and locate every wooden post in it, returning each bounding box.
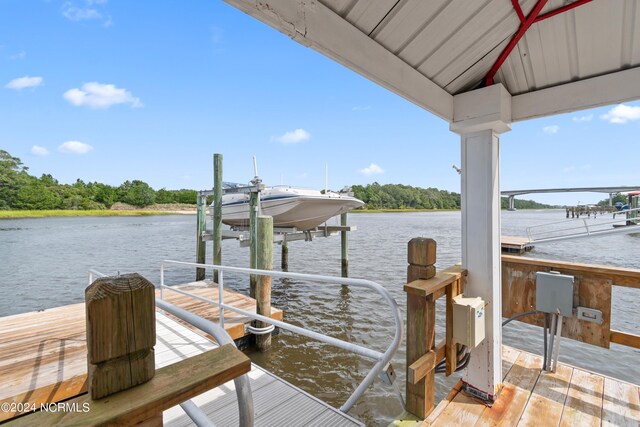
[212,153,223,284]
[281,241,289,271]
[341,212,348,277]
[249,191,259,298]
[196,193,206,281]
[406,238,437,418]
[255,215,273,351]
[85,273,156,401]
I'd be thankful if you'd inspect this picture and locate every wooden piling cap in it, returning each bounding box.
[408,238,437,266]
[85,273,156,364]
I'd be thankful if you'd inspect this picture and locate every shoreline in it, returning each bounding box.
[0,207,561,219]
[0,209,198,219]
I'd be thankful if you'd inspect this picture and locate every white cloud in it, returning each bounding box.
[62,4,101,21]
[63,82,142,109]
[542,125,559,134]
[5,76,43,90]
[600,104,640,124]
[562,166,576,173]
[10,51,26,60]
[572,114,593,122]
[274,128,310,144]
[359,163,384,176]
[352,105,372,111]
[58,140,94,154]
[62,1,111,26]
[30,145,49,156]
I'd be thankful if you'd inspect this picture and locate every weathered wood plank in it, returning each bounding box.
[601,377,640,426]
[408,340,445,384]
[562,276,612,348]
[445,278,462,376]
[559,369,605,427]
[405,265,466,298]
[518,364,573,426]
[5,344,250,427]
[501,345,521,380]
[475,352,542,427]
[502,261,613,348]
[422,380,463,426]
[610,330,640,349]
[428,390,485,426]
[502,255,640,289]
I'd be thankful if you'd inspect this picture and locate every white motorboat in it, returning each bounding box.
[217,185,364,230]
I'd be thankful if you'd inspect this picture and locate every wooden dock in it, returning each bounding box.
[501,236,533,254]
[0,284,282,423]
[423,346,640,426]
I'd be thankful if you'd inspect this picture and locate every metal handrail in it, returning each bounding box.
[159,259,404,413]
[88,270,253,427]
[525,212,639,244]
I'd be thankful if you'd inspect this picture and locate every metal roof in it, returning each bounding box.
[320,0,639,96]
[224,0,640,122]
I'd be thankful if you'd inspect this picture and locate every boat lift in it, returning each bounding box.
[195,153,356,278]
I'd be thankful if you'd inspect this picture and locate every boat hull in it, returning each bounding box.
[219,188,363,230]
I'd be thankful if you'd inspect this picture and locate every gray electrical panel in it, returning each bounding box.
[535,271,574,316]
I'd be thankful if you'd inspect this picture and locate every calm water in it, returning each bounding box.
[1,210,638,426]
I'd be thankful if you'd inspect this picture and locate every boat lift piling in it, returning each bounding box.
[195,153,358,282]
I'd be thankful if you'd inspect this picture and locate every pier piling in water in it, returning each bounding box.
[195,193,207,281]
[341,212,348,277]
[281,241,289,271]
[212,153,223,283]
[254,215,273,351]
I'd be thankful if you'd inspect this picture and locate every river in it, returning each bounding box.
[1,210,638,426]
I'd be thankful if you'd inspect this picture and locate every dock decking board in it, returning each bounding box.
[0,285,283,422]
[422,346,640,426]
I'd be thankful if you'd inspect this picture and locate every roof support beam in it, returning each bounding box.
[486,0,593,86]
[485,0,549,86]
[534,0,593,23]
[512,67,640,121]
[223,0,453,121]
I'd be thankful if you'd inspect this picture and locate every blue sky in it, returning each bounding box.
[1,0,639,205]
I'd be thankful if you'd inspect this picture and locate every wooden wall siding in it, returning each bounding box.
[502,260,613,349]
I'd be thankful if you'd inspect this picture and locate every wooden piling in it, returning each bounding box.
[406,238,437,419]
[341,212,348,277]
[249,191,259,297]
[281,241,289,271]
[212,153,223,283]
[196,193,207,281]
[85,273,156,400]
[255,215,273,351]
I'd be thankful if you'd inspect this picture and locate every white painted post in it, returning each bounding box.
[450,84,511,401]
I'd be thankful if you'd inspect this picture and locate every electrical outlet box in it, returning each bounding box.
[536,271,574,316]
[452,295,485,348]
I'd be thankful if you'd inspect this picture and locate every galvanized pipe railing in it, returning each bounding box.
[159,259,404,413]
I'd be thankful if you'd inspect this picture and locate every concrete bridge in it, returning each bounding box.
[501,186,640,210]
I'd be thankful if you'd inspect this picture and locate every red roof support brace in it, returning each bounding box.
[485,0,593,86]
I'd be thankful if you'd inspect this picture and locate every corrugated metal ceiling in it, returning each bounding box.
[319,0,639,96]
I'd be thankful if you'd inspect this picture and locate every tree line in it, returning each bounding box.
[351,183,554,210]
[0,150,197,210]
[1,149,555,211]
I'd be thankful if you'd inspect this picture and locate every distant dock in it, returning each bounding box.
[501,235,534,254]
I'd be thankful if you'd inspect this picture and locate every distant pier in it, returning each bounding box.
[565,205,615,218]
